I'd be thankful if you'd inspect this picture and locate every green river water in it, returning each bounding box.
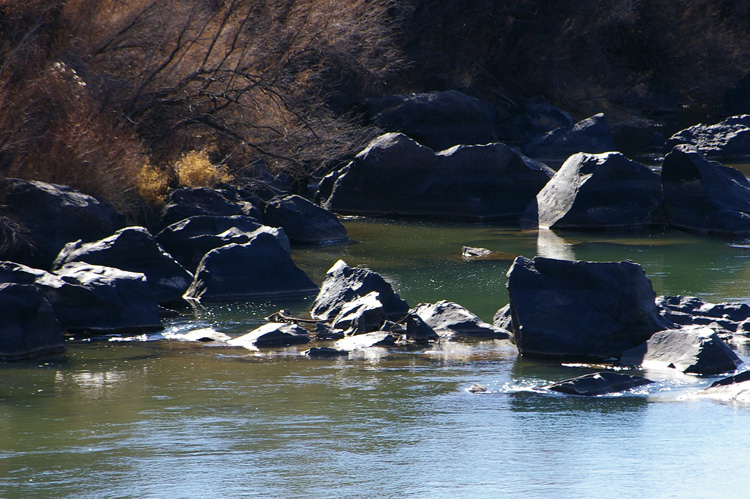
[3,218,750,498]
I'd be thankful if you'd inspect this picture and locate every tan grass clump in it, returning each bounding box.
[174,151,232,189]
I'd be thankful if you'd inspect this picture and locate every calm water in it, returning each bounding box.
[4,219,750,498]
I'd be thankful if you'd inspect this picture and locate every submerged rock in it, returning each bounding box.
[545,372,652,396]
[521,113,617,166]
[413,300,509,340]
[620,327,742,375]
[0,283,65,361]
[506,256,667,360]
[263,194,348,245]
[364,90,500,151]
[0,178,122,269]
[184,232,318,302]
[522,152,665,230]
[228,322,311,348]
[663,115,750,160]
[303,346,349,358]
[54,226,193,304]
[334,331,397,351]
[322,133,553,222]
[661,145,750,236]
[311,260,409,321]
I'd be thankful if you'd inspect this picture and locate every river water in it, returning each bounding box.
[3,219,750,498]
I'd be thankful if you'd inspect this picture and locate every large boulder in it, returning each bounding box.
[184,232,318,302]
[53,226,192,304]
[310,260,409,321]
[413,300,509,340]
[363,90,500,151]
[263,195,348,245]
[663,115,750,160]
[661,145,750,236]
[521,113,617,166]
[0,178,122,269]
[228,322,311,349]
[522,152,666,230]
[0,261,162,334]
[544,372,652,396]
[331,291,387,335]
[159,187,262,229]
[322,133,554,221]
[506,256,667,360]
[620,327,742,375]
[0,283,65,361]
[155,215,289,271]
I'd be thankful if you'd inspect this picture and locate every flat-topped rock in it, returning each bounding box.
[663,115,750,160]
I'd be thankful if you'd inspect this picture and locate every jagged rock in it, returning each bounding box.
[364,90,500,151]
[159,187,262,229]
[521,152,666,230]
[331,291,387,335]
[228,323,310,348]
[0,283,65,361]
[0,178,122,269]
[311,260,409,321]
[322,133,553,222]
[663,115,750,160]
[53,226,192,304]
[0,261,162,334]
[506,256,667,360]
[155,215,289,271]
[264,195,348,245]
[303,346,349,358]
[545,372,653,396]
[334,331,397,351]
[492,304,513,337]
[661,145,750,235]
[184,232,318,302]
[521,113,617,166]
[620,326,742,375]
[657,295,750,340]
[413,300,509,340]
[393,312,439,342]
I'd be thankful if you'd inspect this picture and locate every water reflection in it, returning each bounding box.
[536,228,576,260]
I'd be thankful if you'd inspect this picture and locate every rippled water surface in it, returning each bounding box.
[4,219,750,498]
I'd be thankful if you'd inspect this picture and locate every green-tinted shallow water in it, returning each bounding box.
[4,219,750,498]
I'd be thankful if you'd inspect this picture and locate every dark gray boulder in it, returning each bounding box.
[264,195,348,245]
[310,260,409,321]
[228,322,311,348]
[506,256,667,360]
[0,283,65,361]
[155,215,289,271]
[663,115,750,160]
[515,97,574,135]
[620,327,742,375]
[184,232,318,302]
[521,113,617,166]
[53,226,192,304]
[0,178,122,269]
[661,145,750,235]
[522,152,666,230]
[364,90,500,151]
[413,300,509,340]
[331,291,387,335]
[159,187,262,229]
[322,133,554,221]
[707,369,750,389]
[545,372,653,396]
[392,312,439,343]
[0,261,162,334]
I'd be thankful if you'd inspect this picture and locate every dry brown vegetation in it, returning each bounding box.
[1,0,750,216]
